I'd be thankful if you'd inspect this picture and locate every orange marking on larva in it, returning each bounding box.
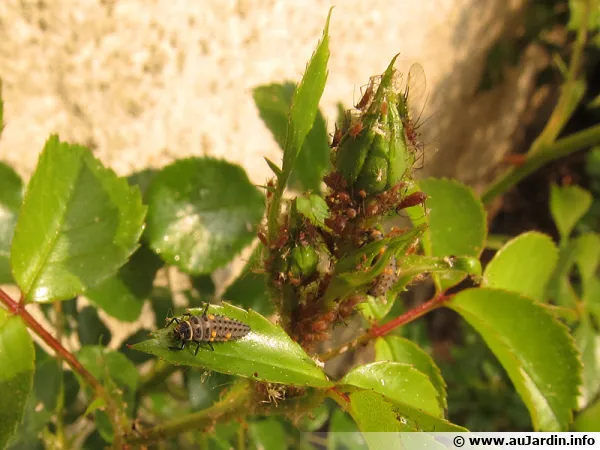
[207,314,215,320]
[210,337,215,342]
[211,330,217,338]
[226,332,232,340]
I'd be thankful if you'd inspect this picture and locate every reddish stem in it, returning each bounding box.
[319,292,453,362]
[0,288,104,394]
[369,292,452,337]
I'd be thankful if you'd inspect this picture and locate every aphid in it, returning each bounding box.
[166,304,251,355]
[330,123,343,148]
[355,81,374,111]
[348,120,364,138]
[396,191,427,213]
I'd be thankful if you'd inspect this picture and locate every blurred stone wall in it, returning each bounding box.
[0,0,533,191]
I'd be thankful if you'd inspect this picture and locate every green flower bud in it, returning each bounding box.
[289,245,318,280]
[333,56,417,196]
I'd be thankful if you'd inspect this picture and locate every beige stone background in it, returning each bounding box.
[0,0,545,345]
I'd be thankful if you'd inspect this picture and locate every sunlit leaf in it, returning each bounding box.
[375,336,447,411]
[11,135,146,302]
[132,303,331,387]
[280,10,331,186]
[0,163,23,284]
[86,245,163,322]
[449,288,581,430]
[336,389,465,434]
[483,232,558,300]
[409,178,486,290]
[575,318,600,407]
[0,309,34,449]
[145,157,264,274]
[339,361,442,417]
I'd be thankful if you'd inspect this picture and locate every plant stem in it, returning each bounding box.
[483,0,595,205]
[54,301,66,448]
[482,123,600,204]
[0,288,128,443]
[0,288,103,392]
[318,292,451,361]
[126,380,250,445]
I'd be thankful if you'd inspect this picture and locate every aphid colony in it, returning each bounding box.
[166,304,251,355]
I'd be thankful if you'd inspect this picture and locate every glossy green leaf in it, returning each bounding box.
[296,194,330,230]
[9,345,62,449]
[127,168,157,199]
[0,163,23,284]
[253,83,330,192]
[339,362,442,417]
[397,254,482,285]
[280,10,331,186]
[574,398,600,432]
[145,157,264,274]
[449,288,581,430]
[253,83,296,150]
[249,417,287,450]
[375,336,447,411]
[360,292,396,322]
[132,303,331,387]
[77,306,111,346]
[340,389,465,433]
[86,245,163,322]
[291,110,330,192]
[483,232,558,300]
[575,318,600,407]
[409,178,486,290]
[11,135,146,302]
[222,246,273,316]
[550,184,592,243]
[0,309,34,450]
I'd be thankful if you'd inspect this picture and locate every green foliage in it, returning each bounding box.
[145,157,264,274]
[11,135,146,303]
[0,310,34,450]
[0,8,597,449]
[0,163,22,284]
[449,288,581,431]
[410,178,487,290]
[133,304,331,387]
[483,232,558,299]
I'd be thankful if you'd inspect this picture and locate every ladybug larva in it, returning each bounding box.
[366,228,398,297]
[368,255,397,297]
[166,304,251,355]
